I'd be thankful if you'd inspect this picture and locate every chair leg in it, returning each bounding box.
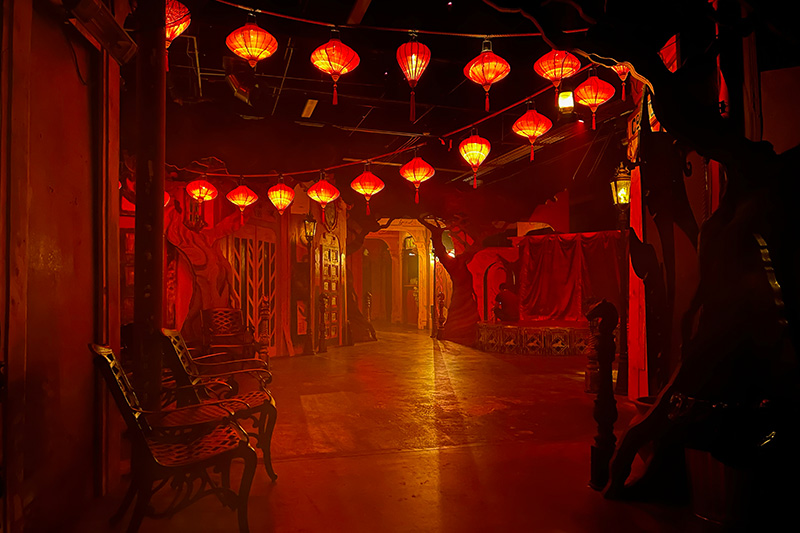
[259,400,278,481]
[127,483,153,533]
[110,481,137,525]
[237,447,258,533]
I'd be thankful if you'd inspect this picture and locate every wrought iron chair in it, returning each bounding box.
[201,308,261,360]
[90,344,257,533]
[161,328,278,480]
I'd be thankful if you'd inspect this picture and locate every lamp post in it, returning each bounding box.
[611,163,631,395]
[303,213,317,355]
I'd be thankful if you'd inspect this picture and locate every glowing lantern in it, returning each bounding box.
[165,0,191,49]
[396,38,431,121]
[534,50,581,103]
[268,181,294,215]
[464,40,510,112]
[350,166,385,215]
[558,91,574,113]
[611,163,631,207]
[226,182,258,222]
[310,32,360,105]
[399,156,435,204]
[512,108,552,161]
[226,17,278,68]
[164,191,171,207]
[459,134,491,189]
[307,177,340,224]
[574,72,615,130]
[611,63,630,101]
[186,179,217,203]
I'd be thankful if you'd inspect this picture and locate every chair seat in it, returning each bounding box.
[222,390,272,412]
[148,424,243,468]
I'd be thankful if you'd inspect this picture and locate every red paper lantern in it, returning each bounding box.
[165,0,191,49]
[268,182,294,215]
[186,179,217,202]
[227,184,258,222]
[399,156,435,204]
[459,134,491,189]
[397,39,431,121]
[307,178,340,224]
[574,73,615,130]
[350,169,385,215]
[464,40,510,112]
[611,63,630,101]
[311,34,360,105]
[534,50,581,103]
[226,19,278,68]
[512,109,552,161]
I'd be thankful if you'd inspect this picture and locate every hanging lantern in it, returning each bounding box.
[459,133,491,189]
[268,180,294,215]
[164,191,171,207]
[512,107,552,161]
[307,176,340,224]
[186,179,217,203]
[226,181,258,223]
[310,31,360,105]
[611,63,630,101]
[165,0,191,49]
[574,72,615,130]
[226,16,278,68]
[350,165,385,215]
[399,156,435,204]
[534,50,581,104]
[464,40,510,112]
[396,37,431,121]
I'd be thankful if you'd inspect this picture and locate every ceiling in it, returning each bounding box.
[122,0,632,223]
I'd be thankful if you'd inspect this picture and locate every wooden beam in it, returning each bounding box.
[346,0,372,25]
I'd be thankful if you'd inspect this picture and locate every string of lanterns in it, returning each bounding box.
[165,1,628,215]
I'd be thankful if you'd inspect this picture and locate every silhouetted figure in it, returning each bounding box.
[494,283,520,322]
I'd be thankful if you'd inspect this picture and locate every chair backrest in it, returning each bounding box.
[90,344,151,437]
[202,308,246,336]
[161,328,200,382]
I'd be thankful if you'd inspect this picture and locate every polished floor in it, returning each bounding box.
[76,327,714,532]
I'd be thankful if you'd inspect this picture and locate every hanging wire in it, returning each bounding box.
[214,0,588,39]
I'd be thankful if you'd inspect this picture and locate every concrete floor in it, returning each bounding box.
[76,327,716,533]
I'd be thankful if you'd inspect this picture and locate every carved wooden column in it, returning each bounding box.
[133,0,166,409]
[586,300,619,490]
[317,293,328,353]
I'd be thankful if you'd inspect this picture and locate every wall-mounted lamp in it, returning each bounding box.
[303,213,318,243]
[558,91,574,113]
[611,163,632,208]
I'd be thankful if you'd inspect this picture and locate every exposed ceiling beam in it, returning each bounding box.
[347,0,373,25]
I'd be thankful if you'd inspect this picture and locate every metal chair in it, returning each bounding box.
[90,344,257,533]
[161,328,278,480]
[201,308,261,360]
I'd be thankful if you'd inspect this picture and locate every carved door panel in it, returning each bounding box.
[225,228,277,349]
[320,233,342,341]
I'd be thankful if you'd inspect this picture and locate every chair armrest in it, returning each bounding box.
[193,352,235,363]
[194,367,273,387]
[194,358,269,373]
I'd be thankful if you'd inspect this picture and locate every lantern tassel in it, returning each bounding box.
[473,170,477,189]
[321,207,326,225]
[485,91,490,112]
[410,90,416,122]
[621,81,626,102]
[592,112,596,130]
[240,210,245,224]
[365,200,371,216]
[530,141,535,162]
[332,82,338,105]
[415,188,420,204]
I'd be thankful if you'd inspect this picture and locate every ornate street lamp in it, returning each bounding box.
[611,163,632,228]
[611,162,632,395]
[302,213,317,355]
